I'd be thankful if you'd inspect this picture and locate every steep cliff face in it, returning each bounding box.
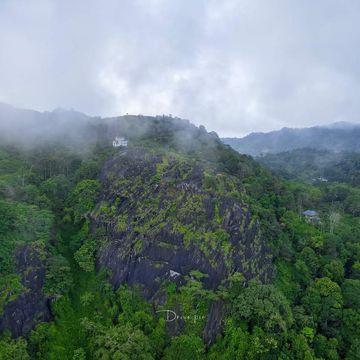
[95,148,273,339]
[0,245,51,337]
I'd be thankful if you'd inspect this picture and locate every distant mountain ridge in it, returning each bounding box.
[0,102,92,147]
[222,122,360,155]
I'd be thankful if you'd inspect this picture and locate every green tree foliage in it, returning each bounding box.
[303,277,343,336]
[40,175,71,211]
[0,119,359,359]
[322,260,345,284]
[233,281,293,332]
[342,279,360,309]
[163,334,205,360]
[94,323,154,360]
[0,200,53,273]
[74,239,96,272]
[43,255,73,296]
[68,179,100,223]
[313,334,339,360]
[0,274,24,315]
[0,334,30,360]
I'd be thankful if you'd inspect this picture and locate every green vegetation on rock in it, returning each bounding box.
[0,114,359,359]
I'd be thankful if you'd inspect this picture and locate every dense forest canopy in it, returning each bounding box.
[0,107,359,359]
[257,148,360,187]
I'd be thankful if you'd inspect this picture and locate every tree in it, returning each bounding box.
[346,339,360,360]
[345,192,360,216]
[208,321,280,360]
[40,175,71,211]
[94,323,154,360]
[341,309,360,355]
[28,322,52,359]
[163,334,205,360]
[313,334,339,360]
[302,277,342,336]
[329,211,341,234]
[43,255,73,296]
[285,331,315,360]
[0,200,16,236]
[350,262,360,280]
[74,239,96,272]
[342,279,360,309]
[67,179,100,223]
[322,260,345,284]
[300,247,319,275]
[294,259,312,286]
[72,348,86,360]
[74,160,100,182]
[233,281,293,332]
[0,274,24,315]
[0,335,30,360]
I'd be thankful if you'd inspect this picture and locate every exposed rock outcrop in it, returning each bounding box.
[95,148,273,342]
[0,245,51,337]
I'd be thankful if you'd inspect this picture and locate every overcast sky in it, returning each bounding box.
[0,0,360,136]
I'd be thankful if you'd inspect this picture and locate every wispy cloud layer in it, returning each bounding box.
[1,0,360,136]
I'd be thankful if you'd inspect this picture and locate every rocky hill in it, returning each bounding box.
[0,105,277,343]
[0,105,359,359]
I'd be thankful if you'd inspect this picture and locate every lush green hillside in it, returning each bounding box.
[223,122,360,156]
[257,148,360,186]
[0,108,359,359]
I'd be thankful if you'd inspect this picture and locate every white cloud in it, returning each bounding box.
[0,0,360,136]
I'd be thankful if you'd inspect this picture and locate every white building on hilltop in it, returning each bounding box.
[113,136,128,147]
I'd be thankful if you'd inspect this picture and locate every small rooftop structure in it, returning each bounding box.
[303,210,318,216]
[303,210,321,223]
[312,177,328,183]
[113,136,128,147]
[169,270,181,279]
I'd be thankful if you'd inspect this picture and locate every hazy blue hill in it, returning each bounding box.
[223,122,360,156]
[0,103,92,147]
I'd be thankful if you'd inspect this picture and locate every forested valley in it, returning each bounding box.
[0,112,359,359]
